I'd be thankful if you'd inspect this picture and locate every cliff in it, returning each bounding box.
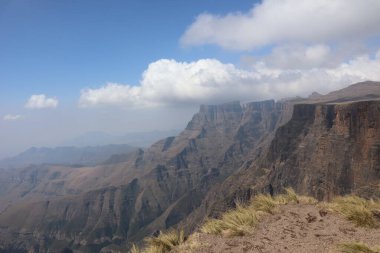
[0,100,291,252]
[266,100,380,199]
[189,99,380,227]
[0,81,379,252]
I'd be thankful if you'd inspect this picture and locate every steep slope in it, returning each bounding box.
[0,100,291,252]
[0,149,145,213]
[0,81,379,253]
[187,83,380,227]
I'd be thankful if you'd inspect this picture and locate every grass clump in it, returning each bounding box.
[201,204,258,236]
[129,229,185,253]
[130,244,141,253]
[323,196,380,228]
[336,242,380,253]
[251,194,277,214]
[201,187,314,237]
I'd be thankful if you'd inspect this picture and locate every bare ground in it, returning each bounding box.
[175,204,380,253]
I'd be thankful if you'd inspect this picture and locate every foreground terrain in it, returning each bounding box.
[179,203,380,253]
[137,191,380,253]
[0,81,379,252]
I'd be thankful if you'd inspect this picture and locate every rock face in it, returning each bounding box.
[0,100,291,252]
[265,100,380,199]
[0,81,379,252]
[186,88,380,226]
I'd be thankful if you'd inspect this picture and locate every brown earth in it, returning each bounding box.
[176,203,380,253]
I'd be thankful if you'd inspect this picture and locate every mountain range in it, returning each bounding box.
[0,81,379,253]
[0,144,138,169]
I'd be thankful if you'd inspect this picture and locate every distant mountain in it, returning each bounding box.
[63,129,181,148]
[0,144,137,168]
[0,81,379,252]
[304,80,380,103]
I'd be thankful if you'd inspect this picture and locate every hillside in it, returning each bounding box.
[0,81,379,252]
[0,144,137,168]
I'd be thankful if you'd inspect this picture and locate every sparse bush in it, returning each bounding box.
[130,244,141,253]
[201,204,258,236]
[298,195,318,205]
[323,196,379,228]
[220,204,258,236]
[201,188,314,237]
[337,242,380,253]
[130,230,185,253]
[147,229,185,252]
[272,187,301,205]
[200,219,226,234]
[251,194,277,214]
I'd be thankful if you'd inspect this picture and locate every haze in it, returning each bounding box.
[1,0,380,159]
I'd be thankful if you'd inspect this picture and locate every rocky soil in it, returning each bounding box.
[177,203,380,253]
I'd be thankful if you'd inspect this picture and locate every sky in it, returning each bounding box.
[1,0,380,158]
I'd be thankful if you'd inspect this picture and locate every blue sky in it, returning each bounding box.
[1,0,380,158]
[0,0,255,104]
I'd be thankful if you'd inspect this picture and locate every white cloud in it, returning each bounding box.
[25,94,58,109]
[79,52,380,108]
[181,0,380,50]
[3,114,23,121]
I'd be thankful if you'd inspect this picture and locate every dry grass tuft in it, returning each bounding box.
[336,242,380,253]
[251,194,277,214]
[201,204,258,236]
[200,219,226,235]
[201,188,316,237]
[322,196,380,228]
[147,229,185,252]
[173,232,203,252]
[130,244,141,253]
[130,229,185,253]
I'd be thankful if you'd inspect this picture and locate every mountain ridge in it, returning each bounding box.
[0,81,379,252]
[0,144,138,169]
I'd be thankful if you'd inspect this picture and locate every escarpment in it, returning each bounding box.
[0,81,379,253]
[265,100,380,200]
[191,98,380,226]
[0,100,291,252]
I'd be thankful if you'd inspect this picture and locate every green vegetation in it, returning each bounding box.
[201,188,316,237]
[336,242,380,253]
[321,196,380,228]
[129,229,185,253]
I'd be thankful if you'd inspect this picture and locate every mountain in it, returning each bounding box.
[0,81,379,253]
[62,130,181,148]
[0,144,138,168]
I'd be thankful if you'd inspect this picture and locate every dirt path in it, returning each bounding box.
[176,204,380,253]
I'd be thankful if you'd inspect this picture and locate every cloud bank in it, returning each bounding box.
[3,114,23,121]
[25,94,59,109]
[79,0,380,108]
[79,51,380,108]
[181,0,380,50]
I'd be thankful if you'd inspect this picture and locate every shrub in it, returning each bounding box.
[324,196,379,228]
[251,194,277,214]
[130,230,185,253]
[201,204,257,236]
[201,188,310,237]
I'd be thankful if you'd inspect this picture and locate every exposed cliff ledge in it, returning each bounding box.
[1,81,379,252]
[196,100,380,222]
[266,100,380,200]
[0,100,292,253]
